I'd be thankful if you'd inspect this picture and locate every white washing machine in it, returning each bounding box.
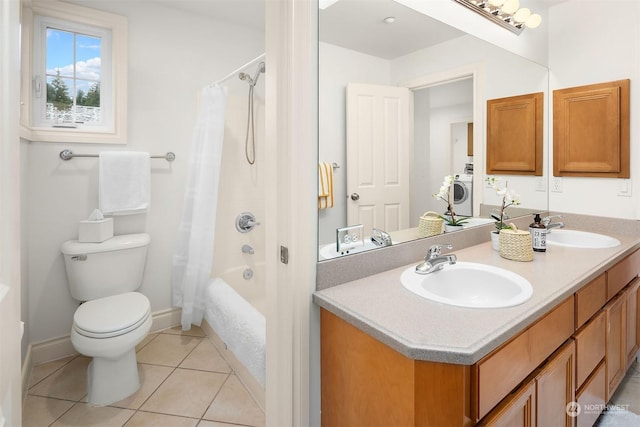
[453,174,473,217]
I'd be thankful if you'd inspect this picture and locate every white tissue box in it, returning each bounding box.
[79,218,113,243]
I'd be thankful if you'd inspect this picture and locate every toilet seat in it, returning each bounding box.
[73,292,151,339]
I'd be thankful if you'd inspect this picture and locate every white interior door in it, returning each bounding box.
[346,83,411,237]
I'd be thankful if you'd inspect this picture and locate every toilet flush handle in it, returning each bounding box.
[71,254,87,261]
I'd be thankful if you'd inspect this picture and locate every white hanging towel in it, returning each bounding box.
[99,151,151,215]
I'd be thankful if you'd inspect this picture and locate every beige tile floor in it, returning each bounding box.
[23,326,265,427]
[595,359,640,426]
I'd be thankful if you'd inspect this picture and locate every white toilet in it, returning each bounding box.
[60,233,152,406]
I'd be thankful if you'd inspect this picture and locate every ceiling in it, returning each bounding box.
[319,0,465,60]
[123,0,563,61]
[151,0,463,60]
[151,0,265,31]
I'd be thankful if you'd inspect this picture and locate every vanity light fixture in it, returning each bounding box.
[453,0,542,35]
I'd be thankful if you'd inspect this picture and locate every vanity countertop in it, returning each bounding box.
[313,226,640,365]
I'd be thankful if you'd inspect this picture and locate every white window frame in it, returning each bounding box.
[21,0,127,144]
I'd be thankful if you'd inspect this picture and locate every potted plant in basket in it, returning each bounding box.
[433,175,468,232]
[486,177,521,250]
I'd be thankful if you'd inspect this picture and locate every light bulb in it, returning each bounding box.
[501,0,520,14]
[514,7,531,23]
[488,0,505,6]
[525,13,542,28]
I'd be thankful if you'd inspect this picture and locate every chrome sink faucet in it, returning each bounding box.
[415,244,457,275]
[542,215,565,231]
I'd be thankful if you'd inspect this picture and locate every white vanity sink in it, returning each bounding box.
[319,241,382,260]
[400,262,533,308]
[546,229,620,249]
[461,217,495,228]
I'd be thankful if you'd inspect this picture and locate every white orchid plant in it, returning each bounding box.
[433,175,468,226]
[486,177,521,231]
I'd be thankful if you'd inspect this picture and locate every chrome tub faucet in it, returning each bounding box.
[416,244,457,275]
[371,228,392,247]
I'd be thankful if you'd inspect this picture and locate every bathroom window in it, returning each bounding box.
[21,0,128,144]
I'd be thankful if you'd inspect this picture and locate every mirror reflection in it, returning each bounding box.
[318,0,549,261]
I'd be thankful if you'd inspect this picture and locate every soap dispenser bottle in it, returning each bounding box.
[529,213,546,252]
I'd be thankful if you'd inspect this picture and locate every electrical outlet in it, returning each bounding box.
[551,177,562,193]
[618,179,632,197]
[535,178,546,192]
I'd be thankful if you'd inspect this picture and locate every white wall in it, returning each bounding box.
[25,1,264,344]
[548,1,640,219]
[318,42,390,245]
[411,80,473,223]
[391,34,549,214]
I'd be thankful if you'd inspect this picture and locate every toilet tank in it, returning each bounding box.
[61,233,151,301]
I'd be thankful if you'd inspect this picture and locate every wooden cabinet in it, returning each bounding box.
[574,310,606,389]
[467,122,474,157]
[575,274,606,329]
[472,297,574,421]
[486,92,543,176]
[535,340,576,427]
[576,362,606,427]
[606,251,637,300]
[553,79,630,178]
[605,293,627,401]
[320,249,640,427]
[320,309,471,427]
[480,340,575,427]
[626,278,640,367]
[479,378,536,427]
[604,276,640,402]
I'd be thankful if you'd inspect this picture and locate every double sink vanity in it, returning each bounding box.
[314,213,640,426]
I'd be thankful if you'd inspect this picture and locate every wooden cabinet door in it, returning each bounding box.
[553,79,630,178]
[576,362,606,427]
[486,92,543,176]
[574,311,605,389]
[626,278,640,368]
[536,340,576,427]
[479,379,536,427]
[605,294,627,401]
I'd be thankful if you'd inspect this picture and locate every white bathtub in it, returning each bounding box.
[203,262,266,410]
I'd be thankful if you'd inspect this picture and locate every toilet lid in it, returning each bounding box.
[74,292,150,338]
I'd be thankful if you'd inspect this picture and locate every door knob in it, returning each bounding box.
[350,193,360,201]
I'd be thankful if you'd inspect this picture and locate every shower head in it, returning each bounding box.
[238,62,265,87]
[238,72,253,85]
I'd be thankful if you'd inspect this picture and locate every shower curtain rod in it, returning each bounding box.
[211,53,265,87]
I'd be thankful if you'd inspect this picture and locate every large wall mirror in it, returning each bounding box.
[318,0,549,261]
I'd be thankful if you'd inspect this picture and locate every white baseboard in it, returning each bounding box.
[201,319,265,411]
[21,343,33,402]
[148,307,182,333]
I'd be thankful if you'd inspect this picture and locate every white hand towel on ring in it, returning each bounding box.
[99,151,150,215]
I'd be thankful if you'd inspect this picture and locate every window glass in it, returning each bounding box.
[43,26,103,126]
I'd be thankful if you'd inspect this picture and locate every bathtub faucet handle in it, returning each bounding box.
[236,212,260,233]
[242,244,255,255]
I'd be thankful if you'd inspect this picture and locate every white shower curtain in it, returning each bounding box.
[172,85,227,330]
